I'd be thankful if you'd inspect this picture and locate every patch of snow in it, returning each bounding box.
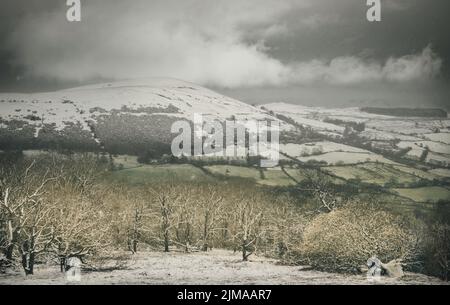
[280,141,368,157]
[0,250,444,285]
[424,133,450,145]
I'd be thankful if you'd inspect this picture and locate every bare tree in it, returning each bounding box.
[231,192,266,261]
[127,204,144,254]
[267,199,305,260]
[0,160,56,274]
[196,185,223,252]
[121,192,152,254]
[18,195,55,275]
[175,188,197,252]
[148,184,185,252]
[281,166,339,213]
[426,223,450,281]
[51,190,112,272]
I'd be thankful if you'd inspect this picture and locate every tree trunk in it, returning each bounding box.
[5,205,18,263]
[242,240,248,261]
[127,238,138,254]
[60,256,66,273]
[20,239,36,276]
[202,213,209,252]
[164,230,170,252]
[132,239,138,253]
[5,243,15,262]
[161,200,170,253]
[184,223,191,252]
[21,251,35,275]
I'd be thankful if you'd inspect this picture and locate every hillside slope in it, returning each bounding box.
[0,78,285,154]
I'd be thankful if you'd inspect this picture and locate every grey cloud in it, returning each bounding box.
[286,45,442,85]
[5,0,443,89]
[6,0,300,88]
[0,0,448,112]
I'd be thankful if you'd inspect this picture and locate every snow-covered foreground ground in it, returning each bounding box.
[0,250,446,285]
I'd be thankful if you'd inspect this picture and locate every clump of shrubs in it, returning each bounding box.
[298,202,422,273]
[420,223,450,281]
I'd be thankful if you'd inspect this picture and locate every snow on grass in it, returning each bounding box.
[0,78,292,137]
[395,140,450,160]
[397,141,426,159]
[0,250,445,285]
[426,152,450,166]
[280,142,369,158]
[285,114,344,132]
[417,141,450,155]
[263,103,390,120]
[366,119,450,136]
[424,133,450,144]
[0,99,82,132]
[263,103,449,142]
[360,129,421,141]
[261,103,345,132]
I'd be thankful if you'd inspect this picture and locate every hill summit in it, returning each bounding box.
[0,78,278,155]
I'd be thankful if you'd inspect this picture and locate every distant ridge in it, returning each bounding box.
[360,107,447,118]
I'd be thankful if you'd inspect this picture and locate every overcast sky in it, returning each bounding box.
[0,0,449,108]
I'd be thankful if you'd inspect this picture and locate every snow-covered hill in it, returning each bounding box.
[0,78,287,153]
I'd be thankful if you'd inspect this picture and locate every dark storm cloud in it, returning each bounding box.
[0,0,449,107]
[261,0,450,75]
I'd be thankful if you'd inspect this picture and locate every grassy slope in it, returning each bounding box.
[106,157,449,204]
[107,164,215,185]
[393,187,450,203]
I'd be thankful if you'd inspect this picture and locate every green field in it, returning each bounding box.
[108,163,307,187]
[204,165,305,186]
[107,164,214,185]
[391,164,442,181]
[106,159,450,204]
[112,155,141,169]
[392,186,450,203]
[323,163,439,186]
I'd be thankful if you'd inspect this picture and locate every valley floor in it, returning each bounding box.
[0,250,446,285]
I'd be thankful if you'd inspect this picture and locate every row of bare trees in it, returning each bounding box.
[0,155,306,275]
[117,183,304,262]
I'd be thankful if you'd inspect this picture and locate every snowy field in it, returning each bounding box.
[424,133,450,145]
[262,103,450,140]
[263,103,450,169]
[0,250,445,285]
